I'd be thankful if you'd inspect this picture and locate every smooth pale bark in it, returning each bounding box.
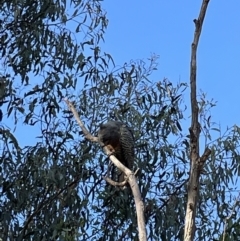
[184,1,211,241]
[65,99,147,241]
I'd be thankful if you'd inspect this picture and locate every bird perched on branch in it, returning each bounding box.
[98,121,135,183]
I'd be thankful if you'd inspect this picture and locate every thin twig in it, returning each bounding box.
[64,99,98,143]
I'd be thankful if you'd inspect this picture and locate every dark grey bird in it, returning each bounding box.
[98,121,135,183]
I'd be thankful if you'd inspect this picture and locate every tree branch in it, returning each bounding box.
[64,99,98,143]
[64,99,147,241]
[184,1,211,241]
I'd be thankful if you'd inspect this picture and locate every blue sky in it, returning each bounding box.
[101,0,240,129]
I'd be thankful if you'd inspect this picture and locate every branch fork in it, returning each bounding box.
[64,98,147,241]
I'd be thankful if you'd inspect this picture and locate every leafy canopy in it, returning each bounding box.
[1,1,240,241]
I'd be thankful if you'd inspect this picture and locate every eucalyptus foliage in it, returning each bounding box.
[0,1,240,241]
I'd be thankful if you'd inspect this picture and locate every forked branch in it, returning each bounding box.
[64,99,147,241]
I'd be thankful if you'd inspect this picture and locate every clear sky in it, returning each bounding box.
[101,0,240,130]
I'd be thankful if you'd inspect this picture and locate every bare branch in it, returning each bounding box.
[64,99,147,241]
[200,147,211,163]
[184,1,211,241]
[103,176,128,187]
[64,98,98,142]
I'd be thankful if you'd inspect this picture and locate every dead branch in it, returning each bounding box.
[64,99,98,143]
[64,99,147,241]
[184,1,211,241]
[103,176,128,187]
